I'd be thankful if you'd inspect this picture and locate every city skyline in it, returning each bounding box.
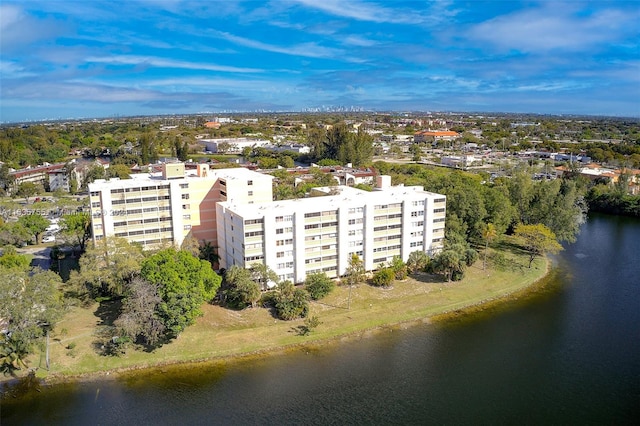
[1,0,639,122]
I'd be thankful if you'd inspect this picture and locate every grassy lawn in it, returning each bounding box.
[24,246,547,381]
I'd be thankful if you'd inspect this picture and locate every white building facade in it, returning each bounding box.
[88,163,273,250]
[216,181,446,283]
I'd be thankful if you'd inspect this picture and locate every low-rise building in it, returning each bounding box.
[414,130,459,144]
[200,137,271,154]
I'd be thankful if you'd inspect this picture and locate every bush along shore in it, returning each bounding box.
[3,248,549,387]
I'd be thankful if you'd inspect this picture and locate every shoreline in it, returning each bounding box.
[16,257,552,388]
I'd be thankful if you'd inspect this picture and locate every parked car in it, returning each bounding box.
[42,235,56,243]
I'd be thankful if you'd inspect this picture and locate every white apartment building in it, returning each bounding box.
[216,177,446,283]
[88,163,273,249]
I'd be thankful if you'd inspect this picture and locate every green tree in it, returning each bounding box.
[514,223,563,268]
[107,164,131,180]
[69,237,145,298]
[410,143,422,162]
[223,265,261,308]
[344,253,365,309]
[0,164,15,194]
[0,222,31,247]
[0,246,31,270]
[18,213,49,244]
[141,248,221,338]
[60,212,92,252]
[0,268,63,374]
[273,281,309,320]
[304,272,335,300]
[81,164,106,190]
[464,248,479,266]
[198,241,219,266]
[432,249,465,282]
[481,223,497,270]
[249,263,279,291]
[407,250,429,274]
[15,182,39,202]
[388,256,408,280]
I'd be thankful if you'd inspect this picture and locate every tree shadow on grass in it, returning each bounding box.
[410,272,445,284]
[93,298,122,326]
[493,238,527,256]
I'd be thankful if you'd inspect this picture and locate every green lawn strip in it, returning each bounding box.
[26,252,546,381]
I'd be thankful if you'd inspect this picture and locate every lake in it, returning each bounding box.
[2,213,639,425]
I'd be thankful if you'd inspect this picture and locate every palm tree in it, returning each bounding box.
[482,223,497,271]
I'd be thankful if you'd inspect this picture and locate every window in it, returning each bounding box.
[248,191,253,196]
[244,219,263,225]
[179,183,189,189]
[411,211,421,217]
[435,198,446,203]
[247,180,253,186]
[184,225,191,230]
[183,214,191,220]
[434,208,446,213]
[434,218,445,223]
[182,204,190,210]
[277,251,285,258]
[182,194,189,200]
[276,228,284,234]
[304,212,321,218]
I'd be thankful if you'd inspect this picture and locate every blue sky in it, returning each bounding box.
[1,1,639,122]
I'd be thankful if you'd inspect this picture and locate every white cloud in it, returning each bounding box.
[292,0,457,25]
[84,55,263,73]
[212,30,344,59]
[468,4,640,53]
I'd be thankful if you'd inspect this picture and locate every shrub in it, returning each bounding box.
[273,282,310,320]
[304,272,335,300]
[464,249,479,266]
[371,267,395,287]
[389,256,408,280]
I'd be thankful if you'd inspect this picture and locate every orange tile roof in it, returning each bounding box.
[415,131,459,137]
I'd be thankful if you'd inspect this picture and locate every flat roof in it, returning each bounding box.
[89,166,272,191]
[220,185,445,217]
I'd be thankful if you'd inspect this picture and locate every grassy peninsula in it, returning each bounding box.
[24,250,548,382]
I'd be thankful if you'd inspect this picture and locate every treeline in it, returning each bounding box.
[586,185,640,217]
[0,122,193,168]
[306,123,374,166]
[374,162,588,246]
